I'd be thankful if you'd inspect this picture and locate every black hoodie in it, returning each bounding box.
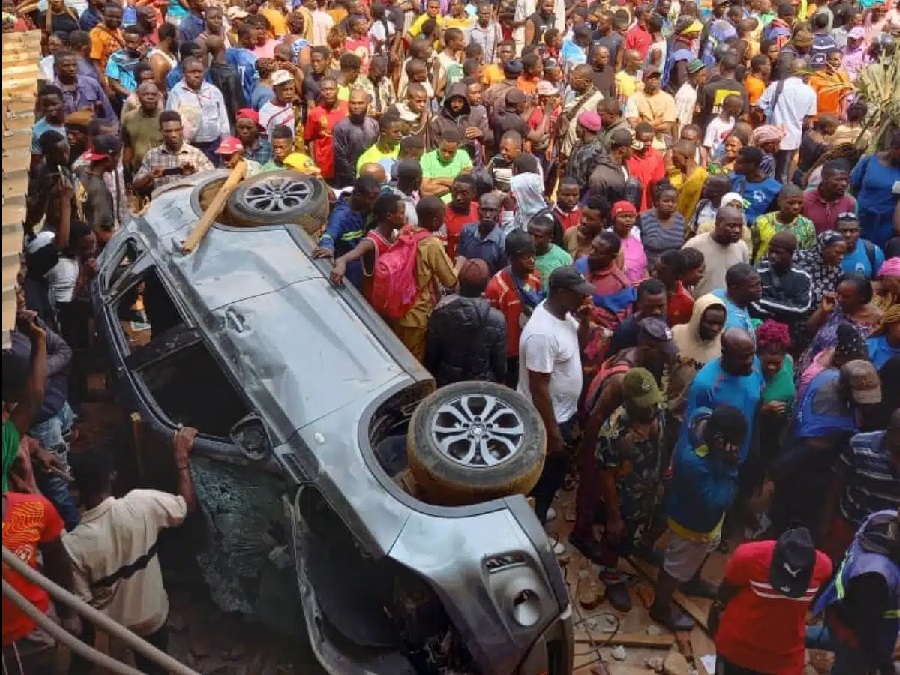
[429,82,491,156]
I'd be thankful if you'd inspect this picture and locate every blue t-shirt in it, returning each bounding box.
[866,335,899,370]
[225,48,259,104]
[677,357,764,464]
[841,238,884,280]
[711,289,756,342]
[850,153,900,248]
[731,174,782,224]
[105,50,141,93]
[31,118,66,153]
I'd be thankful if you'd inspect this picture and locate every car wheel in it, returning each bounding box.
[407,382,546,506]
[225,170,329,235]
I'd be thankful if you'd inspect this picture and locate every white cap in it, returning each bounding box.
[271,70,293,87]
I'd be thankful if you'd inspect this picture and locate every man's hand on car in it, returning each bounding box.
[173,426,198,468]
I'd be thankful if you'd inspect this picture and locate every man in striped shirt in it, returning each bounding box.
[823,410,900,563]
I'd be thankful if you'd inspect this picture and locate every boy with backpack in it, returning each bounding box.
[374,196,460,361]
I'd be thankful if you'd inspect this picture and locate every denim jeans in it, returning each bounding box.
[29,402,75,469]
[29,403,80,530]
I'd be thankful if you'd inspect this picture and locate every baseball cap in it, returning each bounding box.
[215,136,244,155]
[506,89,526,105]
[577,110,602,132]
[548,266,595,296]
[609,128,634,149]
[621,368,663,409]
[83,134,121,162]
[847,27,865,40]
[536,80,558,96]
[769,526,816,599]
[687,59,706,74]
[504,59,524,77]
[842,359,882,405]
[236,108,260,125]
[638,317,677,356]
[271,69,293,87]
[611,200,637,218]
[65,109,93,130]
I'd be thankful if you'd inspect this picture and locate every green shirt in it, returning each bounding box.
[420,149,473,203]
[2,420,21,493]
[356,143,399,174]
[535,244,573,283]
[762,354,796,405]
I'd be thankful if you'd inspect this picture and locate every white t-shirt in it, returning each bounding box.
[758,77,817,151]
[45,258,79,305]
[517,302,583,424]
[703,115,735,158]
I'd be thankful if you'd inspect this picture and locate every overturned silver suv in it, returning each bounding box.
[91,169,574,675]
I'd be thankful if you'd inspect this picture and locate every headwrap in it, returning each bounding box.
[834,322,866,358]
[880,257,900,278]
[752,125,787,145]
[794,230,846,308]
[510,173,548,232]
[871,304,900,336]
[721,192,749,209]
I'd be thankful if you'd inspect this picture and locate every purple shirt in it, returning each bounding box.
[54,75,117,126]
[801,188,857,234]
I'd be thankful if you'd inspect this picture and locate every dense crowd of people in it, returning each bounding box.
[2,0,900,672]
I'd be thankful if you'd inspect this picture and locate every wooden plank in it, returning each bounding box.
[182,160,248,252]
[575,631,674,649]
[625,558,712,631]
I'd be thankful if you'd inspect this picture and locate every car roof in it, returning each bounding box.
[125,171,429,439]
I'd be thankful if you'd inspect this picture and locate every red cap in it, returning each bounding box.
[215,136,244,154]
[236,108,260,125]
[611,200,637,218]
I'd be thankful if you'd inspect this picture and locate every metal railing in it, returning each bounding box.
[2,545,199,675]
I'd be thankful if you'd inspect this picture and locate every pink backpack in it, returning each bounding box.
[370,228,431,319]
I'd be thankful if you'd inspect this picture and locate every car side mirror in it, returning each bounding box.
[230,414,272,461]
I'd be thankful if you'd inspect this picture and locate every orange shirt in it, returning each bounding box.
[2,492,64,645]
[517,75,540,96]
[744,74,766,107]
[89,24,123,73]
[809,71,851,118]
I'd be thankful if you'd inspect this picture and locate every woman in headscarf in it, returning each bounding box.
[794,230,847,309]
[752,124,786,180]
[798,271,883,379]
[508,172,551,235]
[667,294,728,420]
[873,256,900,312]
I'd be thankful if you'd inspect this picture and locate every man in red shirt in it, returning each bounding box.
[442,175,479,258]
[623,5,653,62]
[304,77,347,181]
[625,122,666,212]
[2,490,81,674]
[801,160,857,234]
[713,526,832,674]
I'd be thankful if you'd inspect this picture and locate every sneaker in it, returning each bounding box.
[552,540,566,555]
[605,582,632,612]
[681,578,718,599]
[649,605,695,632]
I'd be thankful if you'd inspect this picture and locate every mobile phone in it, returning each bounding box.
[162,167,184,176]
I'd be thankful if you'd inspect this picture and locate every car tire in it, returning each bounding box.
[407,381,546,506]
[225,170,329,235]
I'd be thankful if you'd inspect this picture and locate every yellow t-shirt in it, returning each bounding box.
[408,13,446,37]
[615,71,640,99]
[482,63,505,86]
[260,8,288,37]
